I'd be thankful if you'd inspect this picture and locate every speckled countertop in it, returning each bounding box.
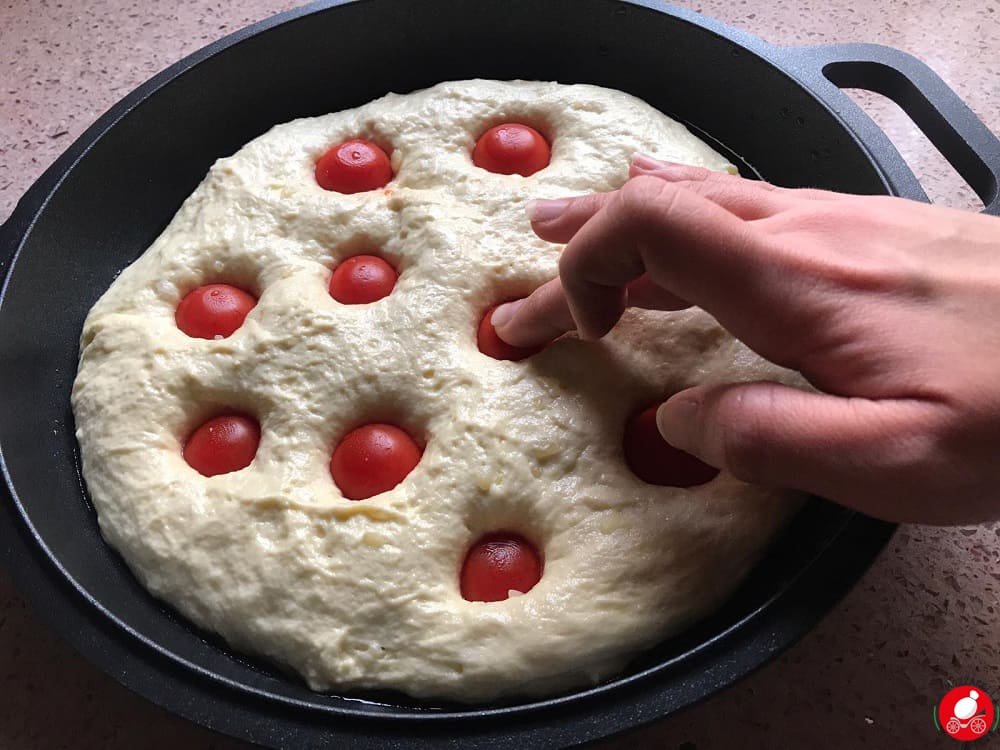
[1,1,998,748]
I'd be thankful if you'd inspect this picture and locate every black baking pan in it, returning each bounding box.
[1,1,998,747]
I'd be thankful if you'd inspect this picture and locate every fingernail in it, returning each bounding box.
[490,299,524,328]
[631,153,690,179]
[656,396,700,450]
[631,153,669,170]
[526,198,570,223]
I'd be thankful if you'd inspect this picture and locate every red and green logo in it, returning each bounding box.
[935,686,998,741]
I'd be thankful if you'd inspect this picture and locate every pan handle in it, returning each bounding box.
[783,43,1000,215]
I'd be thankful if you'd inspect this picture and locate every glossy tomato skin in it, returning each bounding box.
[472,123,550,176]
[184,414,261,477]
[175,284,256,339]
[329,255,397,304]
[478,305,544,362]
[460,532,543,602]
[315,139,392,193]
[330,423,421,500]
[623,405,719,487]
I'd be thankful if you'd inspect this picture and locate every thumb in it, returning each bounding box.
[655,381,941,521]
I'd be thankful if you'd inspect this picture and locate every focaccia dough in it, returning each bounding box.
[72,80,803,702]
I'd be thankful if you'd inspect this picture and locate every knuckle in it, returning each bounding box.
[681,177,719,199]
[781,202,883,241]
[875,402,952,472]
[557,238,581,277]
[815,256,911,295]
[788,186,839,201]
[557,240,597,299]
[708,386,770,484]
[574,191,608,218]
[684,178,748,206]
[691,166,735,185]
[679,163,714,182]
[776,204,850,233]
[854,407,962,517]
[617,175,681,227]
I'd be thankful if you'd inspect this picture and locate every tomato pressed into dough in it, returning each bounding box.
[478,304,545,361]
[472,123,551,176]
[184,414,261,477]
[175,283,256,339]
[330,423,422,500]
[315,139,393,194]
[461,532,544,603]
[328,255,398,304]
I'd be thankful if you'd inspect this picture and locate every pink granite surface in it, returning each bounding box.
[1,1,998,748]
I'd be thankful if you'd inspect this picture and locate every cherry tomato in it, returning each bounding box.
[329,255,398,304]
[330,423,421,500]
[460,532,543,602]
[175,283,256,340]
[472,123,550,176]
[315,139,392,193]
[478,305,544,361]
[184,414,260,477]
[623,405,719,487]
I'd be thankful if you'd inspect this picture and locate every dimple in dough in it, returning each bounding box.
[72,79,804,702]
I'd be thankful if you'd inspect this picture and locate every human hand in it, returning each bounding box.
[492,155,1000,524]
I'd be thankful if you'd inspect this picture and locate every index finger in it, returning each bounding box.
[559,175,767,340]
[492,274,689,347]
[496,176,765,346]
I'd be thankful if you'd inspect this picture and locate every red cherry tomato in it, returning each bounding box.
[329,255,398,304]
[477,305,544,362]
[175,284,256,339]
[330,423,422,500]
[623,405,719,487]
[460,533,543,602]
[184,414,260,477]
[472,123,550,176]
[315,139,392,193]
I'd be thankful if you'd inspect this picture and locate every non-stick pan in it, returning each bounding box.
[1,1,998,747]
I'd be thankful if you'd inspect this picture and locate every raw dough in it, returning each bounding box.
[72,80,803,702]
